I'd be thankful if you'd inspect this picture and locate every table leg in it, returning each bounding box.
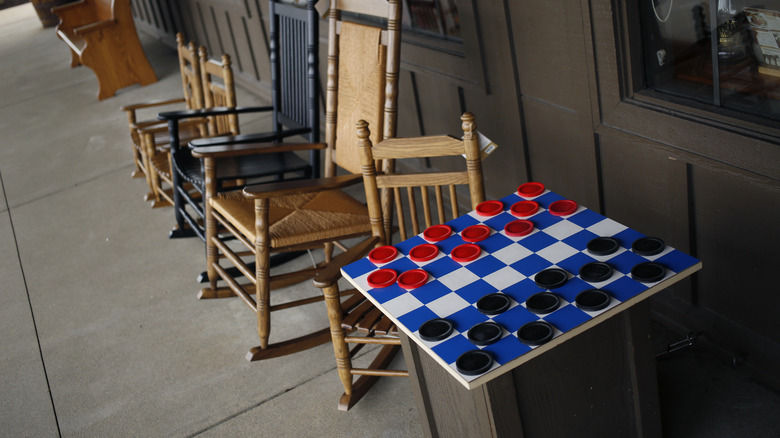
[401,301,662,438]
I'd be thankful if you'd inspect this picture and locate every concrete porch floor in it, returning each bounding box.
[1,3,778,438]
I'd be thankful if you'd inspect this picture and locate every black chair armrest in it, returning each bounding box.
[189,128,312,148]
[191,141,326,159]
[157,105,274,121]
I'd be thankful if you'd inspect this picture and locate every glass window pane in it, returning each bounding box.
[639,0,780,121]
[721,5,780,118]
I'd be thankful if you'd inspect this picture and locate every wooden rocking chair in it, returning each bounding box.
[160,0,320,241]
[191,0,403,361]
[313,113,486,410]
[121,34,207,206]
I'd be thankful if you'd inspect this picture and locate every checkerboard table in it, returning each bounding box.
[342,183,702,389]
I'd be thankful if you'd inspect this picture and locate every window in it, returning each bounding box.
[640,0,780,122]
[402,0,461,41]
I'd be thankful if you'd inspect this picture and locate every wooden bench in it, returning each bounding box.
[52,0,157,100]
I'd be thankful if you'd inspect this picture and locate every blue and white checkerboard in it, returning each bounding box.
[342,188,701,388]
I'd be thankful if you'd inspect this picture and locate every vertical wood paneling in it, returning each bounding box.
[131,0,179,45]
[522,99,599,202]
[507,0,599,207]
[599,132,692,302]
[692,167,780,341]
[599,134,690,243]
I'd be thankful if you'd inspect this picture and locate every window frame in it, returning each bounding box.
[622,0,780,137]
[590,0,780,182]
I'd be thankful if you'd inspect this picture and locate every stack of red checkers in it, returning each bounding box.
[504,219,534,237]
[451,243,481,263]
[398,269,429,289]
[423,224,451,242]
[517,182,545,198]
[510,200,539,217]
[409,244,439,262]
[461,224,491,242]
[475,200,503,217]
[367,269,397,288]
[368,245,398,264]
[548,199,578,216]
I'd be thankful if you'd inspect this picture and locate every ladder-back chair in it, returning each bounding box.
[160,0,320,240]
[192,0,403,361]
[121,34,206,206]
[313,113,486,410]
[145,49,241,209]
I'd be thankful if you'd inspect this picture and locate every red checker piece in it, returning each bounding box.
[510,200,539,217]
[462,224,491,243]
[504,219,534,237]
[517,182,545,198]
[409,244,439,262]
[368,245,398,264]
[423,224,452,242]
[367,269,397,289]
[548,199,578,216]
[398,269,429,289]
[475,200,503,217]
[451,243,482,263]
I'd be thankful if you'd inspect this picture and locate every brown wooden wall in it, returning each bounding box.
[132,0,780,388]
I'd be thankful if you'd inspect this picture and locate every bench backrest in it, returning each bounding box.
[96,0,113,18]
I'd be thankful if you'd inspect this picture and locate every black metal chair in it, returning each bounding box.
[158,0,320,243]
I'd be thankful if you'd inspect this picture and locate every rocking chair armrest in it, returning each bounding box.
[121,97,186,112]
[313,236,381,288]
[243,174,363,200]
[136,117,208,135]
[191,141,326,159]
[157,105,274,121]
[189,128,312,148]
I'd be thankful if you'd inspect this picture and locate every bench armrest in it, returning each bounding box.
[75,18,117,35]
[191,141,326,159]
[243,174,363,200]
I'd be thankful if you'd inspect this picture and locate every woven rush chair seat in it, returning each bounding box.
[210,190,371,248]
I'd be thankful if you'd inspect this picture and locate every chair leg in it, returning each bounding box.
[204,157,221,295]
[324,242,335,263]
[255,198,272,351]
[243,199,332,362]
[131,145,145,179]
[140,133,161,205]
[167,119,196,238]
[338,344,401,411]
[321,283,355,407]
